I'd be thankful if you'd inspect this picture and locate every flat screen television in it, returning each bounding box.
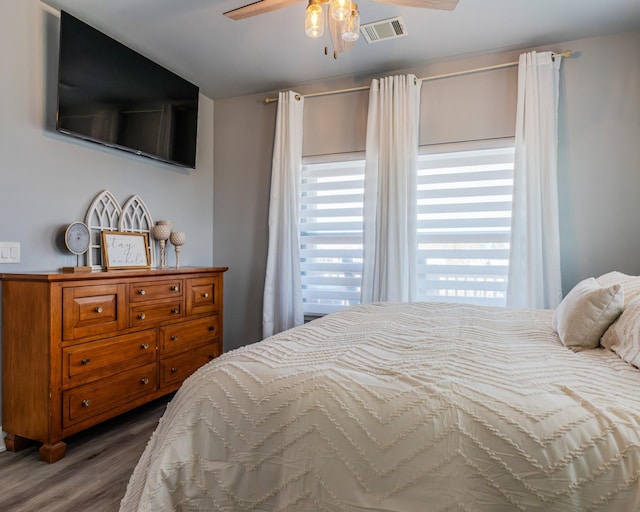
[56,11,199,169]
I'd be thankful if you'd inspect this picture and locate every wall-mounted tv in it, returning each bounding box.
[56,11,199,169]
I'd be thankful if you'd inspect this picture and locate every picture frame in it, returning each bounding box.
[101,231,151,270]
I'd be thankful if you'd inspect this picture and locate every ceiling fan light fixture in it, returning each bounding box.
[305,0,325,38]
[341,4,360,42]
[330,0,351,21]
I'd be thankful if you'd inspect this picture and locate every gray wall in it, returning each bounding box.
[214,30,640,351]
[557,32,640,286]
[0,1,215,427]
[213,95,274,351]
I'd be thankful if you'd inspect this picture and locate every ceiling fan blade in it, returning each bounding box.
[223,0,305,20]
[374,0,459,10]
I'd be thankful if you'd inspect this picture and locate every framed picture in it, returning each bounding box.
[101,231,151,270]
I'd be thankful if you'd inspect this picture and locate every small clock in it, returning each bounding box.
[62,222,92,273]
[65,222,91,255]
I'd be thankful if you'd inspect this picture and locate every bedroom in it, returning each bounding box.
[1,0,640,509]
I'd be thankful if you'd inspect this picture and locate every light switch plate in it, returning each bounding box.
[0,242,20,263]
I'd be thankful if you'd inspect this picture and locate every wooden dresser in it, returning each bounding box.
[1,267,227,462]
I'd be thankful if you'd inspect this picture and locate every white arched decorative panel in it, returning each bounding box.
[119,195,156,267]
[83,190,159,269]
[84,190,122,269]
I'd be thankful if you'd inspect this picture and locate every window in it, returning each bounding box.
[416,147,514,307]
[300,157,365,315]
[299,145,514,314]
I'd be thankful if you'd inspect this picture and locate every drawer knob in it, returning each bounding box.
[95,306,103,314]
[138,313,146,320]
[141,343,149,350]
[171,335,178,341]
[140,378,150,385]
[171,308,180,314]
[82,399,91,407]
[209,326,216,332]
[203,292,209,298]
[138,289,146,295]
[172,285,179,292]
[81,357,91,365]
[171,367,177,373]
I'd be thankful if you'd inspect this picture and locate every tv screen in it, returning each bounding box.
[56,11,199,168]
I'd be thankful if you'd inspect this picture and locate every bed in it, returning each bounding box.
[120,272,640,511]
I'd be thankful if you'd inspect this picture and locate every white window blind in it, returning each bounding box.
[300,157,365,315]
[416,147,514,306]
[298,145,514,315]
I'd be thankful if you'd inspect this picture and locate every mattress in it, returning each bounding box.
[120,301,640,511]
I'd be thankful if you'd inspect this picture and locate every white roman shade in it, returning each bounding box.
[415,146,514,306]
[299,156,365,315]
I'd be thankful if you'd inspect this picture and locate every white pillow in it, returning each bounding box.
[595,271,640,308]
[552,277,623,351]
[602,304,640,368]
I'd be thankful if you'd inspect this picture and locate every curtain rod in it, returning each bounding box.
[263,50,573,104]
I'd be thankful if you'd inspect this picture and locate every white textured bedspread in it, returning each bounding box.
[120,302,640,511]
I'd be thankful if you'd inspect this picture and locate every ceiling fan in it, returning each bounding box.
[224,0,459,59]
[224,0,459,21]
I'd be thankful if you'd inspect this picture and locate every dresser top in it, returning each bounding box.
[0,266,228,283]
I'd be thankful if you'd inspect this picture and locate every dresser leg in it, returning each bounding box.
[39,441,67,463]
[4,433,34,452]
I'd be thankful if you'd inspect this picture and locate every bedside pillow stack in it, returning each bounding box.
[596,271,640,369]
[552,277,623,352]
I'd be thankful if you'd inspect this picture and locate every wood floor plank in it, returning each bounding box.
[0,395,170,512]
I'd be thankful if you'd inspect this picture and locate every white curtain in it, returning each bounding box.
[361,74,421,303]
[262,91,304,338]
[507,51,563,309]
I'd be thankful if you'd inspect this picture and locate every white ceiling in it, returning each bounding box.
[42,0,640,100]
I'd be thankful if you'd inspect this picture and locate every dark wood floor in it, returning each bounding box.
[0,395,171,512]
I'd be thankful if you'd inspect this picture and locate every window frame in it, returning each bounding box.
[298,138,515,315]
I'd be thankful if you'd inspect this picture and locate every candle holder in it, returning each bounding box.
[151,223,172,268]
[169,231,186,268]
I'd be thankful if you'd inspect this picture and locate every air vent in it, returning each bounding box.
[360,16,407,44]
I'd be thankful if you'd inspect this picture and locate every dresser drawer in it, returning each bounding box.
[129,279,182,303]
[159,316,219,356]
[130,300,183,328]
[63,284,126,340]
[62,363,157,428]
[62,329,157,387]
[186,276,220,316]
[160,343,221,388]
